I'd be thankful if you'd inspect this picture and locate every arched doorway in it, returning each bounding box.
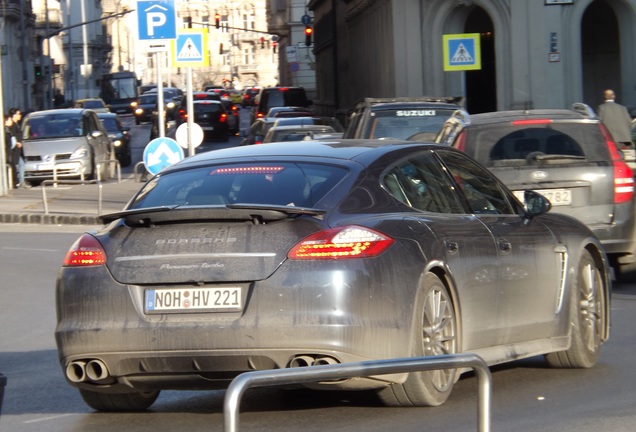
[464,8,496,114]
[581,0,620,108]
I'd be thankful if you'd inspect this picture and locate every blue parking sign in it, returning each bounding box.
[137,0,177,40]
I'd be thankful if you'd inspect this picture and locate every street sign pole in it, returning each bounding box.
[186,66,194,157]
[157,51,165,137]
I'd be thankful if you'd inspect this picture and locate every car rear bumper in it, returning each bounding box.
[55,263,419,392]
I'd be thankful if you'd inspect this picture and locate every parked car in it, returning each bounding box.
[97,112,131,167]
[56,139,610,412]
[22,109,113,181]
[176,98,229,142]
[250,86,312,124]
[436,103,636,277]
[240,117,277,145]
[75,98,110,113]
[263,124,337,143]
[343,96,465,141]
[220,97,240,136]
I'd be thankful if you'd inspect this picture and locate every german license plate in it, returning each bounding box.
[145,287,241,313]
[514,189,572,206]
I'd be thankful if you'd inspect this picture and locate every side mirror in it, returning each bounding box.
[523,190,552,218]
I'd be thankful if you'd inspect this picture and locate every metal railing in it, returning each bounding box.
[96,158,121,183]
[41,179,102,215]
[224,353,491,432]
[134,161,148,182]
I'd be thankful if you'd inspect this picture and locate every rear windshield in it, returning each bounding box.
[461,122,608,167]
[129,163,349,209]
[363,108,457,141]
[193,103,223,115]
[262,88,308,108]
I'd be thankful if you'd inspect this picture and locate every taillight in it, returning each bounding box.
[62,234,106,267]
[178,108,187,120]
[220,113,227,122]
[454,130,466,152]
[601,125,634,204]
[288,226,394,260]
[257,111,264,119]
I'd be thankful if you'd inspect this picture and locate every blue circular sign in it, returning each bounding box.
[301,14,312,25]
[143,137,184,175]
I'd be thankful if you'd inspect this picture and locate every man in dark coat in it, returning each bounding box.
[597,89,633,148]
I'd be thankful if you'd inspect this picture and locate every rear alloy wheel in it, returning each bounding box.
[79,389,160,412]
[545,249,605,368]
[378,272,458,407]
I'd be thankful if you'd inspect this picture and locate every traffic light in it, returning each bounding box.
[215,13,220,29]
[219,43,223,55]
[272,41,277,53]
[34,65,42,77]
[304,26,313,46]
[260,37,265,49]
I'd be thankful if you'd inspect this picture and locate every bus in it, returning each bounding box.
[100,71,139,114]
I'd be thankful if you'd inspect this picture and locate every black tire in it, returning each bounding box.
[79,389,160,412]
[377,272,458,407]
[545,249,605,368]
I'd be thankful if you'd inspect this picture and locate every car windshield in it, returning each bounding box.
[129,162,349,209]
[139,95,157,105]
[83,100,105,109]
[99,117,119,133]
[365,108,457,140]
[24,114,84,139]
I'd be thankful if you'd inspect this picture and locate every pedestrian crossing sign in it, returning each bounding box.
[443,33,481,71]
[172,28,209,67]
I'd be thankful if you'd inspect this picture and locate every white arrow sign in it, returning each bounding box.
[147,142,182,166]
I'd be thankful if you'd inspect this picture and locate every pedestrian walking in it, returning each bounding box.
[597,89,633,149]
[8,107,30,188]
[4,114,19,188]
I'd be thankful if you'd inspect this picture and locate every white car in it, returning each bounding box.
[22,109,113,182]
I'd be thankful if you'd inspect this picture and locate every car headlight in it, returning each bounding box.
[113,139,122,147]
[166,102,175,109]
[135,108,144,115]
[71,145,89,159]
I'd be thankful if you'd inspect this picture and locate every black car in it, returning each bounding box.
[435,103,636,277]
[55,139,610,412]
[241,86,261,107]
[251,86,312,124]
[176,98,229,142]
[97,112,131,167]
[131,93,157,125]
[343,96,465,141]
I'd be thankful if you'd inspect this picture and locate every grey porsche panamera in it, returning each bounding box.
[55,139,611,411]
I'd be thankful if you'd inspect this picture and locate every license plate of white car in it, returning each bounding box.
[145,287,241,313]
[514,188,572,206]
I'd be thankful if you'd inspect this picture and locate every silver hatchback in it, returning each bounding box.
[22,109,113,182]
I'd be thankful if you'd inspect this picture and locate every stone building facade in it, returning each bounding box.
[308,0,636,119]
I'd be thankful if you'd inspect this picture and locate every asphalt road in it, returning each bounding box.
[1,224,636,432]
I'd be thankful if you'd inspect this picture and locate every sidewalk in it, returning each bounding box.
[0,174,144,225]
